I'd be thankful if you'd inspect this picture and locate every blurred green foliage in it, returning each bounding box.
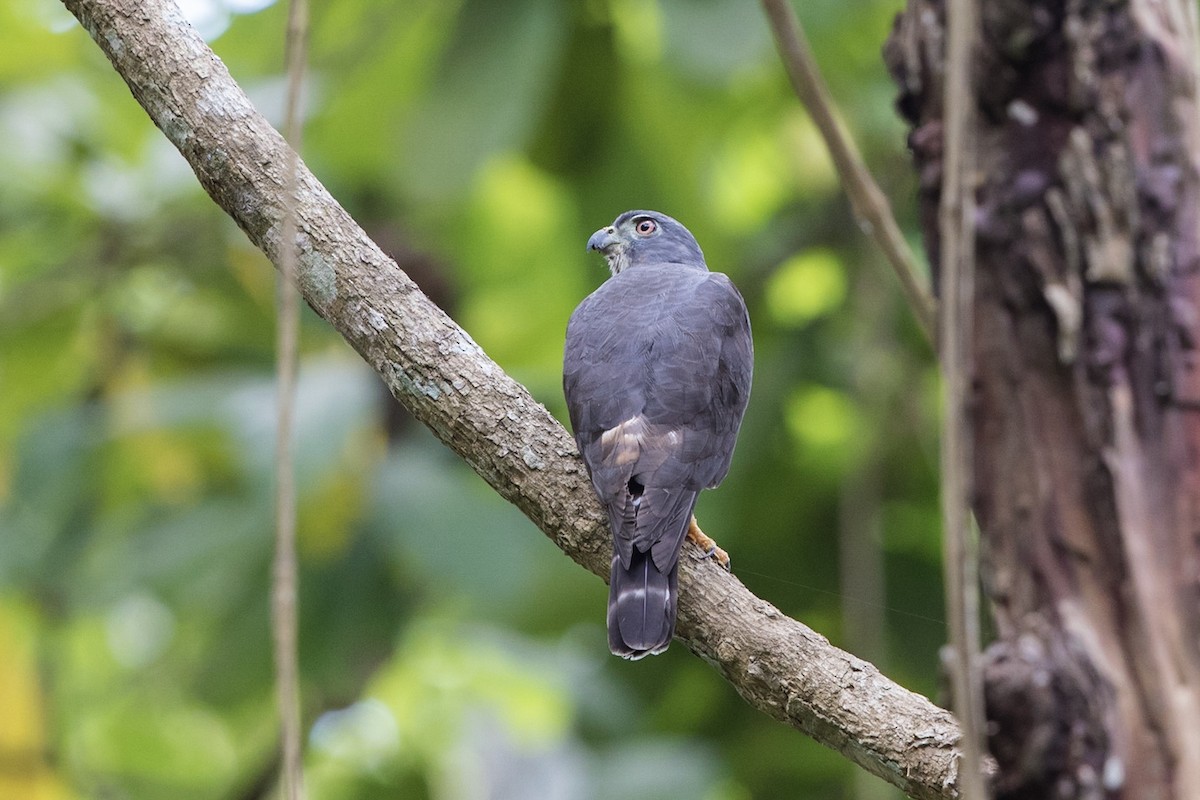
[0,0,943,798]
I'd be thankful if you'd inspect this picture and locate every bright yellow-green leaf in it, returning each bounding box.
[456,154,583,371]
[367,617,572,754]
[69,698,238,787]
[785,385,857,449]
[766,249,847,325]
[609,0,664,64]
[0,598,73,800]
[781,109,838,192]
[708,127,793,233]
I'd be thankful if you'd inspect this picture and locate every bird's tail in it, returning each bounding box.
[607,548,680,659]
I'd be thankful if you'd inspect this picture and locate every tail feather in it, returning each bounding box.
[607,548,679,659]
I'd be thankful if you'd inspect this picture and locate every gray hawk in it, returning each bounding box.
[563,210,753,659]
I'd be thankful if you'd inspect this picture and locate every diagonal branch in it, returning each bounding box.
[62,1,963,796]
[760,0,937,343]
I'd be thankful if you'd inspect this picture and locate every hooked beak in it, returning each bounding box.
[587,226,619,253]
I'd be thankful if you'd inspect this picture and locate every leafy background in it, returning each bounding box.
[0,0,943,798]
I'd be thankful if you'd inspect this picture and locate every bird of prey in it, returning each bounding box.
[563,210,753,659]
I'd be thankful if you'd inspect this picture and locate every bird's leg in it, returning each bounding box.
[687,516,730,570]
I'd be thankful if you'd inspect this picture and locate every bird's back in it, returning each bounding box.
[566,210,753,658]
[564,262,752,490]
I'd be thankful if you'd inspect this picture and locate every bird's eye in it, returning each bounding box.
[635,219,658,236]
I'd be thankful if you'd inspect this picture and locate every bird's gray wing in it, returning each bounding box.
[641,270,753,490]
[563,265,753,572]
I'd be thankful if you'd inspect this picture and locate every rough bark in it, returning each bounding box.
[62,0,965,796]
[887,1,1200,798]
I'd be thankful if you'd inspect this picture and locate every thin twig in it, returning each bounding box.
[273,0,308,797]
[759,0,936,343]
[939,0,988,798]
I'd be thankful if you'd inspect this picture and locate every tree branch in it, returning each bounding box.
[760,0,937,343]
[61,1,964,796]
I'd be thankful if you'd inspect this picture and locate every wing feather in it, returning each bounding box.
[563,263,752,565]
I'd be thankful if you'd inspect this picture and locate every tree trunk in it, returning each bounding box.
[887,2,1200,798]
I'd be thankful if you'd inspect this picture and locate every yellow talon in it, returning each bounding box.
[687,516,730,570]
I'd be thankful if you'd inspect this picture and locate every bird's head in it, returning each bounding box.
[586,210,706,276]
